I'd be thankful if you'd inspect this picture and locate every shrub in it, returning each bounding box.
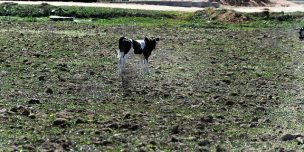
[0,3,177,19]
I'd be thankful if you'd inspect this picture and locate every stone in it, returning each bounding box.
[53,118,68,127]
[281,134,295,141]
[28,99,41,104]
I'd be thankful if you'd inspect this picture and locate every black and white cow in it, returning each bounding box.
[300,27,304,40]
[117,37,159,74]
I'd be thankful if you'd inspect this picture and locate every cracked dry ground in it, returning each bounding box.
[0,21,303,151]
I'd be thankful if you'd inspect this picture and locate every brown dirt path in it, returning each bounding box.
[0,0,304,12]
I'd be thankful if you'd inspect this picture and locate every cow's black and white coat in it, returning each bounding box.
[117,37,159,74]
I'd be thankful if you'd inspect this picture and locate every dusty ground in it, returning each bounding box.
[0,16,304,151]
[1,0,304,12]
[219,0,304,13]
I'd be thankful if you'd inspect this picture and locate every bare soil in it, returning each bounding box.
[0,17,304,151]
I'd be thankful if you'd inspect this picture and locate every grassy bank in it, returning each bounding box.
[1,3,304,30]
[0,2,183,19]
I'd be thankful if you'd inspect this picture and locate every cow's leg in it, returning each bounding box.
[118,51,125,75]
[116,49,121,74]
[143,58,149,74]
[139,58,145,75]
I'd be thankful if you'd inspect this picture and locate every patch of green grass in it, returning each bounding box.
[93,17,187,27]
[182,17,298,30]
[1,7,304,151]
[0,3,182,19]
[1,3,304,29]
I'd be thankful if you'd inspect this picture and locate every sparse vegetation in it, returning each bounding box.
[0,3,180,19]
[1,4,304,151]
[215,0,270,6]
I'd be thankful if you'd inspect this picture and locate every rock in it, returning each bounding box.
[216,145,227,152]
[45,88,53,94]
[229,92,239,96]
[225,100,234,106]
[89,71,95,75]
[38,75,46,81]
[294,133,304,138]
[0,71,7,77]
[163,93,170,98]
[264,118,271,123]
[120,122,132,129]
[62,141,73,151]
[198,139,211,146]
[239,100,246,105]
[75,118,86,124]
[124,113,131,119]
[10,106,18,112]
[0,108,7,113]
[281,134,295,141]
[57,63,68,71]
[186,136,197,141]
[225,72,234,76]
[268,95,274,100]
[171,136,179,142]
[200,115,213,123]
[33,53,42,58]
[249,122,258,128]
[57,75,66,82]
[29,114,36,119]
[108,122,119,129]
[95,130,101,135]
[138,147,148,152]
[55,111,73,119]
[28,99,41,104]
[244,94,256,98]
[92,139,112,146]
[130,124,140,131]
[259,133,275,141]
[251,117,259,122]
[11,106,30,116]
[255,107,266,111]
[150,141,157,145]
[197,122,206,130]
[296,137,304,144]
[196,146,209,152]
[221,79,231,85]
[178,67,186,72]
[172,125,182,134]
[256,78,266,85]
[155,70,161,74]
[263,34,269,38]
[216,115,225,120]
[53,118,68,127]
[240,124,248,128]
[20,108,30,117]
[100,140,112,146]
[274,147,285,152]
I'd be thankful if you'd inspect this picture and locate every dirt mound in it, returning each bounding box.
[216,0,270,6]
[194,8,249,23]
[217,10,248,23]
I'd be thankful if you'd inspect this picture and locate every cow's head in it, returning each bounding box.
[300,28,304,40]
[144,37,160,50]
